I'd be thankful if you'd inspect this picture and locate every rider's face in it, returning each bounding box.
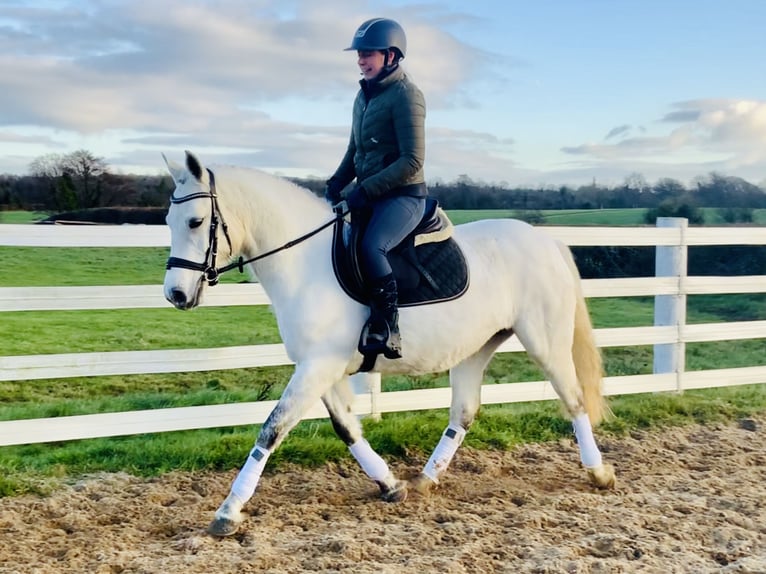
[357,50,388,80]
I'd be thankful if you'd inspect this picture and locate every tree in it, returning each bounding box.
[55,172,78,212]
[28,154,64,179]
[28,154,65,211]
[644,197,704,225]
[27,149,109,210]
[624,172,648,194]
[62,149,108,208]
[653,178,686,201]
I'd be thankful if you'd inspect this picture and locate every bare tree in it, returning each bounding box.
[28,154,68,210]
[624,172,648,194]
[62,149,109,208]
[28,154,64,179]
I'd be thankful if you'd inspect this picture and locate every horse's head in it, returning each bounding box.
[163,150,230,310]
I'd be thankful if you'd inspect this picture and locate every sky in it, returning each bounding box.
[1,0,765,188]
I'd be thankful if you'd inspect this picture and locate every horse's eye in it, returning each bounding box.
[189,218,204,229]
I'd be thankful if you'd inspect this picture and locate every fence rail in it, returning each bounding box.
[1,218,764,446]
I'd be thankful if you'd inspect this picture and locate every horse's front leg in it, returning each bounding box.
[411,337,500,497]
[322,377,407,502]
[208,359,343,537]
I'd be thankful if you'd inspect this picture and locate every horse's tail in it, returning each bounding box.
[557,241,608,426]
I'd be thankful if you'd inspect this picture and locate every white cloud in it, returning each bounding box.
[0,0,515,178]
[669,100,766,164]
[559,99,766,183]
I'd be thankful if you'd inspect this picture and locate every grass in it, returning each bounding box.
[0,211,49,224]
[0,306,281,355]
[446,207,766,226]
[445,208,647,226]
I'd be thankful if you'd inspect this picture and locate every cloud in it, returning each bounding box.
[682,100,766,155]
[563,99,766,170]
[0,130,61,145]
[0,1,501,132]
[0,0,517,180]
[661,109,701,123]
[605,124,631,140]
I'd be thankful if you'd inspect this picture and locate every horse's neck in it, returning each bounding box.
[220,168,331,299]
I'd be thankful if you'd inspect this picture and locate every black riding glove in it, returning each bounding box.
[345,185,369,211]
[324,178,343,205]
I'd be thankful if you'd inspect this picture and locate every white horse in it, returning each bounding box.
[162,151,615,537]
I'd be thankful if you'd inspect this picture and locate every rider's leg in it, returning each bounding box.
[368,273,401,358]
[359,195,425,357]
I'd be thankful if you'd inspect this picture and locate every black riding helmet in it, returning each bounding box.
[345,18,407,61]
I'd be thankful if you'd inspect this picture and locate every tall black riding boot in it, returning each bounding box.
[367,274,402,359]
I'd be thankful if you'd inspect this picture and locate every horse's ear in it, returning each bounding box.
[184,150,207,183]
[162,153,185,184]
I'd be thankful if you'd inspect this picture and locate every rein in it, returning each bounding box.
[166,168,343,286]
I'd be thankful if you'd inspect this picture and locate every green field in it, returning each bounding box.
[7,207,766,226]
[0,210,49,223]
[447,208,766,226]
[447,208,648,225]
[0,210,764,497]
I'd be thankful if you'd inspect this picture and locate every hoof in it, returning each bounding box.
[409,473,436,497]
[207,516,242,538]
[381,480,408,503]
[587,463,616,490]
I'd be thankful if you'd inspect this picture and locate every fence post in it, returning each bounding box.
[350,372,382,421]
[653,217,688,392]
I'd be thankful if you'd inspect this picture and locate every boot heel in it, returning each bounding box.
[382,332,402,359]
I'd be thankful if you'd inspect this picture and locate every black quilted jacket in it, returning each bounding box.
[330,65,426,199]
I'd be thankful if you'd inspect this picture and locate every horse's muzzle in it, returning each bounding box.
[168,288,195,310]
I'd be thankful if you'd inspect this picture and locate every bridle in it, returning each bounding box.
[165,168,341,286]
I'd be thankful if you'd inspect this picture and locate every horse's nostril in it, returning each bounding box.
[170,289,187,306]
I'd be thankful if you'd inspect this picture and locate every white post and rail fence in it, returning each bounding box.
[0,218,764,446]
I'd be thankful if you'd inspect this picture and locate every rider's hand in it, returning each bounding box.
[344,185,368,211]
[324,178,343,205]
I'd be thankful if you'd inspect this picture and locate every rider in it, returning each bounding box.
[325,17,428,359]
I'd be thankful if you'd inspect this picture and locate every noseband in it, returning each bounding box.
[166,168,342,286]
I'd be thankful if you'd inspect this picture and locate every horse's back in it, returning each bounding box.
[453,218,570,279]
[452,217,579,325]
[454,216,550,238]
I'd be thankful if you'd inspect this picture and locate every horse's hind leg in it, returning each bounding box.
[322,376,407,502]
[412,330,512,497]
[514,309,615,489]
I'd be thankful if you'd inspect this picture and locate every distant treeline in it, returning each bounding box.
[290,172,766,214]
[3,151,765,280]
[2,161,765,214]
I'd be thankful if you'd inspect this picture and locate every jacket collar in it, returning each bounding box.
[360,65,404,98]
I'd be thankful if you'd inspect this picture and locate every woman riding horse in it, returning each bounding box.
[325,18,428,360]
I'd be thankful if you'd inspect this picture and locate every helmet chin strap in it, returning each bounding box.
[384,49,399,69]
[377,50,400,78]
[360,50,399,82]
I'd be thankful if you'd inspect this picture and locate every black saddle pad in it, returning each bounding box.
[331,201,469,307]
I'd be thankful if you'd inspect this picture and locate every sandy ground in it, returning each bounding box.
[1,417,764,574]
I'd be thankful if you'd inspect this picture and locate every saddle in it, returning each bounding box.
[332,196,469,326]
